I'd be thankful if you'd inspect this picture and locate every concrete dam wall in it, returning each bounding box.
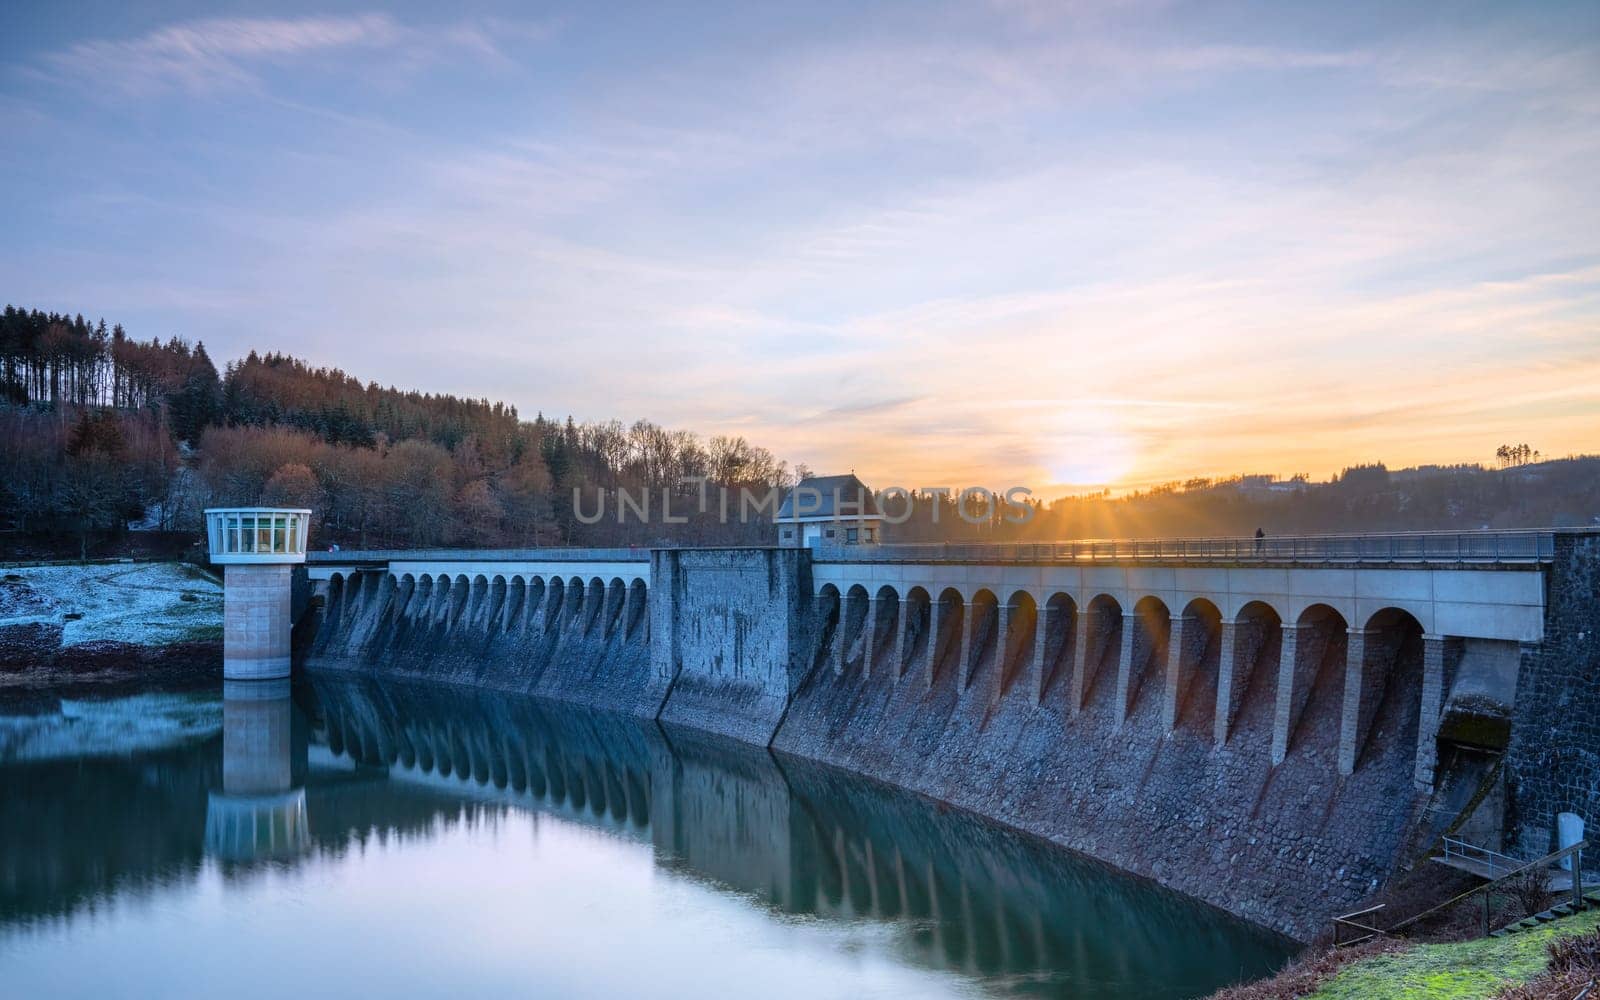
[300,533,1594,940]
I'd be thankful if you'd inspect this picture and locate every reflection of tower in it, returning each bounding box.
[205,507,310,680]
[205,679,310,862]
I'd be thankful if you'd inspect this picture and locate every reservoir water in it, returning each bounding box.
[0,674,1292,998]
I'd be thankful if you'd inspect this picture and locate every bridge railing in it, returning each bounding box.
[816,530,1559,565]
[306,547,650,564]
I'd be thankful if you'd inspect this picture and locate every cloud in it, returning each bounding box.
[36,13,540,97]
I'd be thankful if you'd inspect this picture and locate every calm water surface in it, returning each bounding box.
[0,675,1293,998]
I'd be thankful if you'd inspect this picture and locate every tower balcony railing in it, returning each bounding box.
[205,508,312,564]
[815,529,1565,566]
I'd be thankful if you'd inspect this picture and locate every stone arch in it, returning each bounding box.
[839,584,872,675]
[998,590,1038,705]
[900,586,933,683]
[1118,596,1171,725]
[505,576,527,633]
[603,578,626,638]
[410,574,433,623]
[325,572,346,631]
[1076,594,1124,712]
[1215,599,1283,744]
[447,574,471,629]
[1340,607,1426,775]
[1167,597,1222,733]
[392,573,417,629]
[1039,593,1078,704]
[1272,603,1350,764]
[962,589,1001,693]
[486,575,507,632]
[566,575,586,626]
[814,583,843,675]
[864,585,900,679]
[931,587,965,688]
[625,579,648,639]
[544,577,567,632]
[525,576,548,632]
[584,577,605,635]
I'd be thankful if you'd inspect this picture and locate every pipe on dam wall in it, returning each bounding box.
[299,541,1597,941]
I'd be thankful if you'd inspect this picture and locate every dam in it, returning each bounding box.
[303,528,1599,940]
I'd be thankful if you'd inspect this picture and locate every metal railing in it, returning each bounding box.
[1442,836,1526,877]
[306,547,651,564]
[1333,839,1589,946]
[816,529,1561,566]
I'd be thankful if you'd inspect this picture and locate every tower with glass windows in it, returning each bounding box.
[204,507,311,680]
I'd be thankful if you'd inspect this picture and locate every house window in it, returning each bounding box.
[846,528,859,543]
[781,528,794,540]
[863,528,875,542]
[825,529,836,539]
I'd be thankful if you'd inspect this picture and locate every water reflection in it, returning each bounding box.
[204,679,309,862]
[0,678,1293,998]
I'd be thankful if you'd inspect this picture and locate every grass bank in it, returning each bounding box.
[1216,908,1600,1000]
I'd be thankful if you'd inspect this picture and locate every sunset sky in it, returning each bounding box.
[3,0,1597,494]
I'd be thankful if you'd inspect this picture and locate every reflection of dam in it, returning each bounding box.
[0,678,1289,994]
[306,677,1291,990]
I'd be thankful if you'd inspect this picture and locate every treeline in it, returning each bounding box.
[0,306,222,442]
[0,305,792,553]
[887,459,1600,543]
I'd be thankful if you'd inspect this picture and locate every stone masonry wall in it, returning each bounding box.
[654,547,813,744]
[1506,534,1600,869]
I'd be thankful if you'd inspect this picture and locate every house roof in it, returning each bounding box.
[776,474,882,520]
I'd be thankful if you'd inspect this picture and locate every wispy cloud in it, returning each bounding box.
[35,14,542,97]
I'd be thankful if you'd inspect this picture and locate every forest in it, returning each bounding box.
[0,306,789,555]
[3,304,1596,557]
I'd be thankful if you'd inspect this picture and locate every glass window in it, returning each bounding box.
[273,516,285,553]
[825,529,835,539]
[846,528,859,543]
[240,516,256,552]
[288,517,299,553]
[864,528,875,542]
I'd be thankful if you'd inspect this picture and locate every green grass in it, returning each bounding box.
[1309,908,1600,1000]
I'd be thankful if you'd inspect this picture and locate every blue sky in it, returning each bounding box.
[3,0,1597,491]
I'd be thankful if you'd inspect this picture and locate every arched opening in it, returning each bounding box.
[584,577,605,635]
[544,578,566,632]
[487,575,507,632]
[840,585,871,675]
[964,589,1000,693]
[467,574,489,631]
[567,576,586,628]
[448,575,471,629]
[814,584,842,674]
[868,585,900,679]
[325,573,346,631]
[1120,596,1171,724]
[1344,607,1426,774]
[411,575,433,624]
[932,588,965,688]
[901,586,932,683]
[525,577,547,632]
[1041,593,1078,703]
[505,576,527,633]
[604,578,626,638]
[1218,600,1283,744]
[625,580,648,639]
[1078,594,1124,712]
[1275,603,1349,764]
[1170,598,1222,733]
[1000,591,1038,704]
